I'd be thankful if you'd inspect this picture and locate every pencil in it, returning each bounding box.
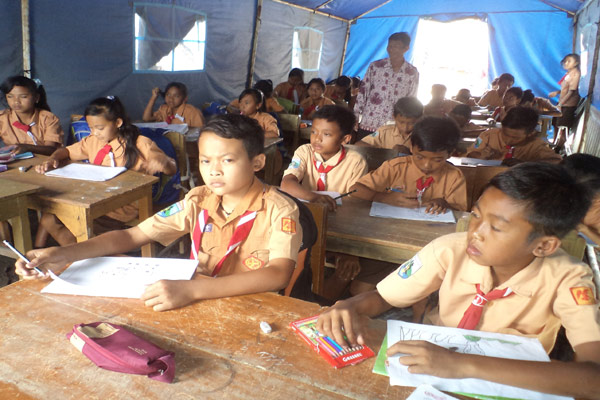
[2,240,44,275]
[323,335,344,354]
[385,187,403,193]
[333,189,357,200]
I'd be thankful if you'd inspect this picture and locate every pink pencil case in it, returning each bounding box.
[67,322,175,383]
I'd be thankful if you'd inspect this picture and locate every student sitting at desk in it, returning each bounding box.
[355,96,423,155]
[423,84,461,118]
[452,88,477,107]
[238,88,279,138]
[299,78,335,120]
[324,75,351,105]
[467,106,562,165]
[563,153,600,245]
[274,68,307,104]
[228,80,284,114]
[490,86,522,123]
[17,114,302,312]
[520,89,560,116]
[478,73,514,110]
[352,116,467,214]
[142,82,205,128]
[449,104,479,135]
[35,96,176,246]
[0,75,63,156]
[317,163,600,400]
[281,105,368,212]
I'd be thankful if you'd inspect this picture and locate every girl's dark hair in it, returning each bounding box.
[561,53,580,69]
[163,82,188,99]
[0,75,51,112]
[84,96,141,169]
[505,86,523,100]
[393,96,424,118]
[289,68,304,81]
[498,73,515,84]
[410,116,460,153]
[253,80,274,98]
[521,89,535,104]
[239,88,266,112]
[307,78,326,91]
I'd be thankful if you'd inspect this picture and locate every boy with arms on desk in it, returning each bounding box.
[356,96,423,155]
[317,163,600,399]
[352,116,467,214]
[16,114,302,312]
[467,106,561,165]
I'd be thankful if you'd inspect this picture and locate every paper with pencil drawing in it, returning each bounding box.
[42,257,198,298]
[369,202,455,223]
[386,320,572,400]
[45,163,127,181]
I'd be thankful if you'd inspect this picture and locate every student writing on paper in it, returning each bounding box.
[142,82,205,128]
[17,114,302,312]
[0,76,64,156]
[422,84,461,118]
[35,96,176,246]
[478,73,514,110]
[356,96,423,155]
[352,116,468,215]
[467,106,562,166]
[317,163,600,399]
[490,86,522,123]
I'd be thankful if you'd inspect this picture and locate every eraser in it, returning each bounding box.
[260,321,272,334]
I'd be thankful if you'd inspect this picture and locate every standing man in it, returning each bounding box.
[354,32,419,141]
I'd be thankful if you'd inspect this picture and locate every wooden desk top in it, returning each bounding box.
[0,178,40,200]
[1,156,158,208]
[0,279,416,399]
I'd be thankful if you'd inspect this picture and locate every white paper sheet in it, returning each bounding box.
[387,320,572,400]
[448,157,502,167]
[369,202,455,223]
[406,385,458,400]
[133,122,188,134]
[45,163,127,181]
[42,257,198,298]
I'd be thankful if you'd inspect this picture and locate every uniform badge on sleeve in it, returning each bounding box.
[569,287,596,305]
[244,255,265,270]
[370,131,379,137]
[474,137,482,149]
[398,255,423,279]
[157,200,184,218]
[290,158,301,169]
[281,217,296,234]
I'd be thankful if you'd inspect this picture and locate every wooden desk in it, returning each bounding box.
[0,179,40,255]
[0,279,417,399]
[326,197,459,264]
[345,144,400,171]
[2,156,158,257]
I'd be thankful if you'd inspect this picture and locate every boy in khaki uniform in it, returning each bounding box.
[467,107,561,165]
[317,163,600,399]
[18,115,302,312]
[357,97,423,155]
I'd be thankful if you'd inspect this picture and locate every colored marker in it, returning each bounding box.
[2,240,44,275]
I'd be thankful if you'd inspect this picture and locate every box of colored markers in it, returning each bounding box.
[290,315,375,368]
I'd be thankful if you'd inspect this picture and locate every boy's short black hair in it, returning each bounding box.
[410,116,460,153]
[164,82,188,98]
[487,162,592,239]
[501,106,539,133]
[393,97,423,118]
[312,105,356,137]
[505,86,523,100]
[521,89,535,104]
[289,68,304,79]
[451,104,472,120]
[498,73,515,84]
[562,153,600,195]
[200,114,264,159]
[388,32,411,47]
[335,76,351,88]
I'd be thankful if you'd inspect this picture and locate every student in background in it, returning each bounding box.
[35,96,176,246]
[478,73,514,110]
[449,104,479,134]
[349,76,361,109]
[520,90,560,116]
[317,163,600,400]
[549,54,581,148]
[228,80,284,114]
[0,76,63,155]
[453,88,477,107]
[562,153,600,245]
[17,114,302,312]
[238,88,279,138]
[356,96,423,155]
[143,82,205,128]
[299,78,335,120]
[467,106,561,165]
[491,86,523,123]
[324,76,352,105]
[423,84,461,117]
[274,68,307,104]
[281,105,368,211]
[352,116,467,214]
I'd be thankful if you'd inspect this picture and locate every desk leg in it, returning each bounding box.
[8,197,33,254]
[56,207,92,243]
[138,189,155,257]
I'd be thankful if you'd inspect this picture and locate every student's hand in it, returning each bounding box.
[548,91,559,98]
[312,193,337,212]
[14,247,67,280]
[316,300,368,349]
[381,192,419,208]
[35,158,60,173]
[501,157,522,167]
[423,198,449,214]
[388,340,465,379]
[151,87,161,99]
[141,279,198,311]
[6,144,21,156]
[334,254,361,281]
[393,144,411,155]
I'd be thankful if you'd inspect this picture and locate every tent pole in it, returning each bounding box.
[247,0,263,88]
[21,0,31,78]
[270,0,348,22]
[572,13,578,52]
[338,21,351,77]
[576,21,600,153]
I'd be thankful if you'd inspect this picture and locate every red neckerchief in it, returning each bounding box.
[190,209,257,277]
[12,120,37,144]
[457,284,514,330]
[558,73,568,85]
[165,114,175,124]
[312,146,347,191]
[416,176,434,198]
[93,144,113,165]
[504,145,515,159]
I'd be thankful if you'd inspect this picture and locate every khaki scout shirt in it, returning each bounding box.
[0,108,63,146]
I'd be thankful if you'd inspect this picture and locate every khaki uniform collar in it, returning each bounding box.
[205,177,265,226]
[311,145,345,166]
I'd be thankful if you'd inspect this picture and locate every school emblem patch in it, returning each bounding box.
[205,223,213,233]
[370,130,380,137]
[398,255,423,279]
[157,200,184,218]
[569,287,596,305]
[244,255,265,270]
[290,158,301,169]
[282,218,296,234]
[474,137,482,149]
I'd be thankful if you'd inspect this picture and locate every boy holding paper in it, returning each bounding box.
[16,114,302,312]
[317,163,600,399]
